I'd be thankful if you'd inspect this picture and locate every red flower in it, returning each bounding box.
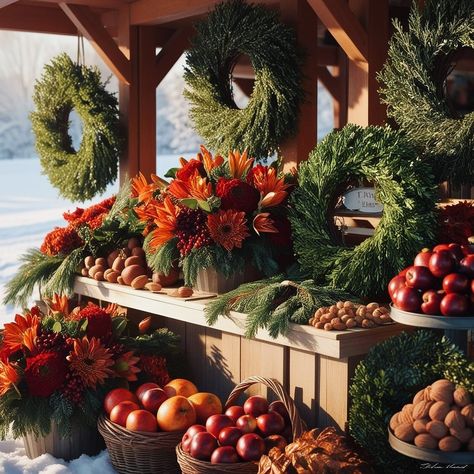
[40,226,83,256]
[176,159,205,182]
[63,196,116,230]
[77,304,112,339]
[216,178,260,213]
[138,355,170,386]
[24,352,67,397]
[438,201,474,245]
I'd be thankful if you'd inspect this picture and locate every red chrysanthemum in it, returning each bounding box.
[24,352,67,397]
[216,178,260,213]
[77,304,112,339]
[63,196,116,230]
[176,159,205,182]
[138,355,170,386]
[438,201,474,245]
[40,226,83,256]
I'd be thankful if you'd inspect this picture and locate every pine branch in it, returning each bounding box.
[145,237,179,276]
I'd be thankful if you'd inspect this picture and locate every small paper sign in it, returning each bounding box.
[342,187,383,213]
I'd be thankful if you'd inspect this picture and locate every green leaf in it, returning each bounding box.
[112,317,128,336]
[180,198,198,209]
[164,167,178,178]
[197,200,211,212]
[80,319,89,332]
[52,321,62,333]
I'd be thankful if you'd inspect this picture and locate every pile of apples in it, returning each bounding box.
[389,243,474,316]
[104,378,220,433]
[181,395,292,464]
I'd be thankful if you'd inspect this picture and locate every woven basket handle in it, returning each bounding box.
[224,376,305,440]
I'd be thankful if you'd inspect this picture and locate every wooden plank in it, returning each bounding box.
[185,323,207,388]
[30,0,125,7]
[307,0,368,63]
[60,3,131,84]
[0,0,17,8]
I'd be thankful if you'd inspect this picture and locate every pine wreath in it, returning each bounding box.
[184,0,303,159]
[31,54,121,201]
[379,0,474,185]
[289,125,438,299]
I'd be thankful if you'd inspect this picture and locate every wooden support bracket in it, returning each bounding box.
[307,0,368,63]
[317,66,339,101]
[60,3,131,84]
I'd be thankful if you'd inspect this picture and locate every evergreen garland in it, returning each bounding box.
[289,125,438,299]
[349,330,474,474]
[184,0,303,159]
[379,0,474,184]
[31,54,121,201]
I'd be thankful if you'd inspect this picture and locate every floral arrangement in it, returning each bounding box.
[0,295,180,439]
[132,146,296,285]
[438,200,474,245]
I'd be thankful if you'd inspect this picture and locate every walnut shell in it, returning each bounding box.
[323,323,332,331]
[453,388,472,408]
[413,389,426,405]
[131,275,148,289]
[95,257,107,267]
[413,401,433,420]
[429,401,450,421]
[121,264,147,285]
[127,237,141,249]
[389,413,400,431]
[414,433,438,449]
[399,408,414,425]
[332,322,347,331]
[450,427,472,444]
[423,386,432,401]
[346,318,357,328]
[145,282,162,292]
[177,286,194,298]
[93,271,104,281]
[117,276,125,285]
[438,436,461,452]
[125,255,145,268]
[88,264,105,278]
[461,404,474,427]
[394,423,416,442]
[430,379,454,404]
[131,246,145,258]
[84,255,94,269]
[105,271,120,283]
[315,322,325,329]
[445,409,466,431]
[336,302,344,309]
[80,268,88,276]
[107,249,120,268]
[427,420,448,440]
[112,257,125,273]
[413,418,430,434]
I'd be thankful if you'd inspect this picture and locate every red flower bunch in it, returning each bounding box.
[40,226,83,257]
[63,196,116,230]
[24,352,67,397]
[216,178,260,213]
[438,201,474,245]
[77,304,112,339]
[138,354,170,386]
[176,159,205,182]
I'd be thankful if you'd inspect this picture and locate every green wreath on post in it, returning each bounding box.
[184,0,303,160]
[379,0,474,184]
[31,54,121,201]
[289,125,438,299]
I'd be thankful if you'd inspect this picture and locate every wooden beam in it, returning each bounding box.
[317,66,339,100]
[153,27,192,88]
[30,0,124,7]
[60,3,131,84]
[332,53,348,129]
[307,0,368,63]
[318,45,339,66]
[0,0,17,8]
[0,3,76,35]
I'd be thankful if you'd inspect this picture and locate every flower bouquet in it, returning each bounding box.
[132,147,296,292]
[0,295,180,460]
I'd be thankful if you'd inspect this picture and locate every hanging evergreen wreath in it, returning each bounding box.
[289,125,438,299]
[379,0,474,184]
[184,0,303,159]
[31,54,121,201]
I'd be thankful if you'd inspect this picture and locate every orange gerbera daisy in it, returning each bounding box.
[113,351,141,381]
[207,210,250,251]
[199,145,224,174]
[3,313,39,354]
[0,359,20,396]
[148,196,179,249]
[67,337,114,388]
[228,150,254,179]
[253,213,278,235]
[188,171,212,201]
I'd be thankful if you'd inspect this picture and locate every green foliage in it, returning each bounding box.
[145,236,179,277]
[121,328,181,356]
[289,125,438,299]
[184,0,303,159]
[205,274,357,338]
[379,0,474,185]
[31,53,121,201]
[349,330,474,474]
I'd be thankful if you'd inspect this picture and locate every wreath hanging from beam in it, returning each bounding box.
[31,54,121,202]
[184,0,303,160]
[379,0,474,185]
[289,125,438,299]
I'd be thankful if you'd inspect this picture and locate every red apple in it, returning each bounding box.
[421,290,444,315]
[190,431,218,461]
[244,396,269,417]
[268,401,290,425]
[414,249,433,267]
[141,388,168,413]
[264,434,287,452]
[394,286,422,312]
[104,388,138,415]
[406,266,435,291]
[236,433,265,461]
[210,446,239,464]
[461,244,474,256]
[388,275,406,300]
[448,243,464,263]
[459,255,474,278]
[429,250,456,278]
[433,244,450,253]
[236,415,257,434]
[225,405,245,423]
[440,293,469,316]
[218,426,243,447]
[398,267,410,277]
[181,425,206,453]
[110,400,140,427]
[442,273,469,294]
[136,382,160,402]
[257,413,285,436]
[126,409,158,432]
[205,414,234,438]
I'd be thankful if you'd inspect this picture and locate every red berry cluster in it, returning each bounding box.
[35,330,68,354]
[62,371,85,405]
[176,208,212,256]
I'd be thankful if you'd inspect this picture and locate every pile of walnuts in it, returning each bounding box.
[308,301,392,331]
[391,379,474,452]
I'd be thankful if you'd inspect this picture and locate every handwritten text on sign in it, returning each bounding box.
[342,187,383,213]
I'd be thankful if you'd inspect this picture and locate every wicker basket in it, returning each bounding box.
[97,415,183,474]
[176,375,305,474]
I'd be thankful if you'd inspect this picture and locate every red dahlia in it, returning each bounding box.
[176,159,205,182]
[77,304,112,339]
[40,226,83,256]
[138,355,170,387]
[24,352,67,397]
[215,178,260,213]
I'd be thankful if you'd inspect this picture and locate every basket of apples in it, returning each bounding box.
[98,378,199,474]
[176,375,305,474]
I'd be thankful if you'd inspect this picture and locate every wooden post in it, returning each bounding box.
[280,0,319,171]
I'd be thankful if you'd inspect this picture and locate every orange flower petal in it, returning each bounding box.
[260,191,288,208]
[253,213,278,235]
